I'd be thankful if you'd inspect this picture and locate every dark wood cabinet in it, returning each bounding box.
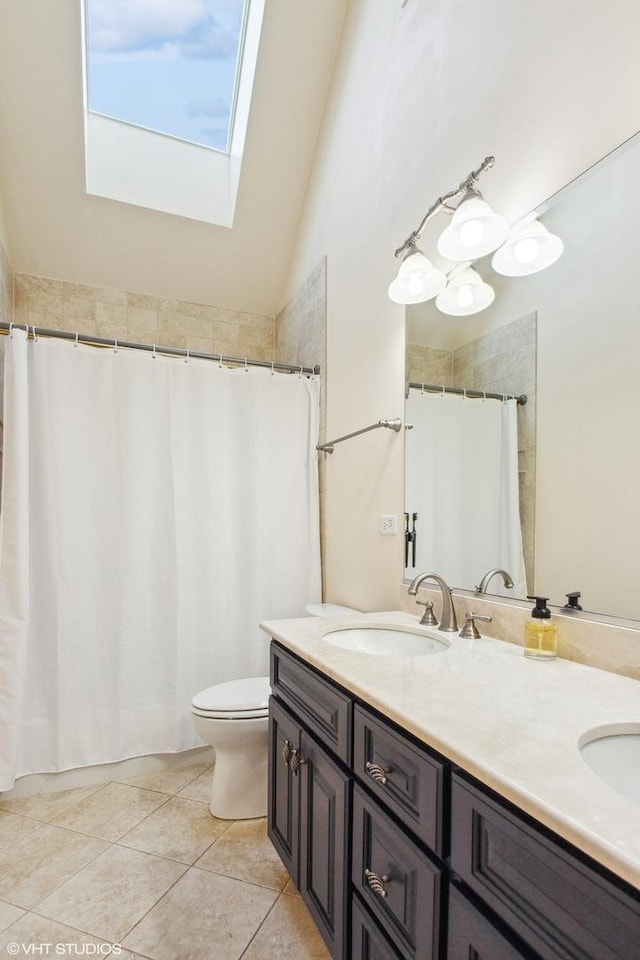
[450,772,640,960]
[352,784,442,960]
[267,640,640,960]
[268,654,350,960]
[447,886,533,960]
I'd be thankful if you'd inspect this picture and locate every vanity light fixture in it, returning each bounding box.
[435,265,495,316]
[436,193,509,261]
[491,216,564,276]
[389,156,563,313]
[388,243,447,304]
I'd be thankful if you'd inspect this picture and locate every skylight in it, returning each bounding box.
[81,0,265,226]
[85,0,249,153]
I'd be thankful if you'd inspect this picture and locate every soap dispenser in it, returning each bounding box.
[524,596,557,661]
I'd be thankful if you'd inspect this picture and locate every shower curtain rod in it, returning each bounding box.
[0,322,320,377]
[407,381,527,405]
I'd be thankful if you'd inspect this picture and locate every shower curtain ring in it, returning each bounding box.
[420,382,425,394]
[463,388,467,400]
[271,361,275,376]
[32,325,38,342]
[152,344,157,359]
[440,385,445,398]
[8,322,13,337]
[74,332,79,348]
[219,353,223,368]
[482,390,486,402]
[298,365,303,378]
[244,358,249,372]
[184,347,189,364]
[113,337,118,353]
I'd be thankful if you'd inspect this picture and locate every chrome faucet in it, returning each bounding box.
[407,572,458,632]
[475,568,514,594]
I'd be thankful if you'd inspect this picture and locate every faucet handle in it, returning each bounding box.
[459,611,492,640]
[416,599,438,626]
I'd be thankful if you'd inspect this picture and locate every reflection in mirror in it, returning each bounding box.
[405,132,640,621]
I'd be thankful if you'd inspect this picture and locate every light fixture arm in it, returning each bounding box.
[394,156,496,260]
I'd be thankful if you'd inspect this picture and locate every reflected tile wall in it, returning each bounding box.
[13,275,275,362]
[406,314,536,591]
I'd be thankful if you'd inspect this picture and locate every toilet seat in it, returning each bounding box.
[191,676,270,720]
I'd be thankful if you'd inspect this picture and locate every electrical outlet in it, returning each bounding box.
[379,514,398,534]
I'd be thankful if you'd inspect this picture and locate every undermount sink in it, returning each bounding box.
[579,724,640,808]
[321,625,449,656]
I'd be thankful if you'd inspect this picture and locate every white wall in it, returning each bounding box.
[282,0,640,612]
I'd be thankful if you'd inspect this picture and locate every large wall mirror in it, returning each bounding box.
[405,132,640,622]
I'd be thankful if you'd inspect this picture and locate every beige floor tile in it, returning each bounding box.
[176,768,213,803]
[0,811,41,851]
[0,825,108,908]
[241,893,331,960]
[116,761,213,796]
[35,845,186,943]
[51,782,169,841]
[0,912,144,958]
[0,784,104,823]
[119,796,229,863]
[196,818,289,891]
[283,877,301,897]
[123,866,277,960]
[0,900,25,933]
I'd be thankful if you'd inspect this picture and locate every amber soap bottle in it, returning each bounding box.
[524,596,557,661]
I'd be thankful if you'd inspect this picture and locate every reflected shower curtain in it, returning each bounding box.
[405,390,527,596]
[0,330,321,789]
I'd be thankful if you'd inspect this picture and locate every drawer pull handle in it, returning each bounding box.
[289,748,307,777]
[365,761,390,785]
[364,868,390,897]
[282,740,293,767]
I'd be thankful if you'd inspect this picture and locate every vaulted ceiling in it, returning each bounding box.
[0,1,348,316]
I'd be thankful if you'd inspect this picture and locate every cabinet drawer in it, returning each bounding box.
[352,784,442,960]
[354,704,445,855]
[351,893,409,960]
[447,886,532,960]
[451,772,640,960]
[270,642,351,764]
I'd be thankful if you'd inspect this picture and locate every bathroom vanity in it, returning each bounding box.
[262,612,640,960]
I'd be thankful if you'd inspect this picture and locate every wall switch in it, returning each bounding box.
[379,514,398,534]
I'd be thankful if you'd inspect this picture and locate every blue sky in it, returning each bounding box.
[86,0,246,151]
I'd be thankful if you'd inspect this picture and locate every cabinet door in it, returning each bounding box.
[299,728,350,960]
[352,785,442,960]
[447,886,532,960]
[352,894,407,960]
[267,696,300,884]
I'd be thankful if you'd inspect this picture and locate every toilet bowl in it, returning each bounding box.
[191,676,270,820]
[191,606,359,821]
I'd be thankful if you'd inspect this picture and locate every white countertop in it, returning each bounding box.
[260,610,640,891]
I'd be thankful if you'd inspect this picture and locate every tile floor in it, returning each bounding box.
[0,761,330,960]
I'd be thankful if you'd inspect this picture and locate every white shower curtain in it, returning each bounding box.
[405,390,527,597]
[0,329,321,789]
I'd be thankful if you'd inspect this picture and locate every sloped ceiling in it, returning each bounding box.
[0,1,347,316]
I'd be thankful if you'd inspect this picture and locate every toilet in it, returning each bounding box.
[191,676,270,820]
[191,603,360,820]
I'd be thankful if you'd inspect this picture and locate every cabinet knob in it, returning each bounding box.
[365,761,390,785]
[289,748,307,777]
[282,740,293,767]
[364,868,391,898]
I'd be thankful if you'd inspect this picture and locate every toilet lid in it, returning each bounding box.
[192,676,270,714]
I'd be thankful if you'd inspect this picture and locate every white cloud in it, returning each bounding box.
[185,97,230,119]
[87,0,244,57]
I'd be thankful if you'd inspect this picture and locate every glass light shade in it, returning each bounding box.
[491,219,564,276]
[435,267,495,316]
[437,196,510,261]
[388,248,447,304]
